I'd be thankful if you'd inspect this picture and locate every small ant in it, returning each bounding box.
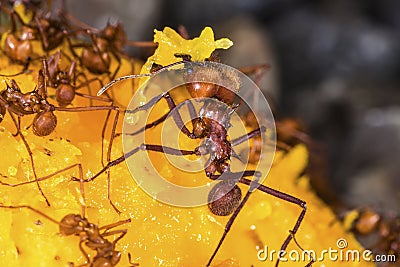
[0,164,138,267]
[0,0,75,65]
[347,209,399,263]
[43,50,110,107]
[67,21,155,82]
[0,66,119,206]
[88,55,314,266]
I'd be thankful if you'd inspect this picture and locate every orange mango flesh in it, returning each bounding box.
[0,27,376,267]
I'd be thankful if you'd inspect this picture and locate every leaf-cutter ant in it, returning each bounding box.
[88,55,314,266]
[0,164,138,267]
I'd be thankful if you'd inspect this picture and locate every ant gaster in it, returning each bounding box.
[0,165,138,267]
[91,55,314,266]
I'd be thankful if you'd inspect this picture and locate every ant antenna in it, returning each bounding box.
[96,60,186,96]
[96,73,152,96]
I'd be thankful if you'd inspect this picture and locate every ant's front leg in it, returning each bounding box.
[126,92,197,139]
[123,99,197,137]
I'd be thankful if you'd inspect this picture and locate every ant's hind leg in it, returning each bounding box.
[239,177,314,267]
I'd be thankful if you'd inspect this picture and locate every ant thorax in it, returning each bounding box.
[198,99,234,130]
[2,84,42,114]
[196,99,234,175]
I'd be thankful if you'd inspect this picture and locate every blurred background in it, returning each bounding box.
[66,0,400,216]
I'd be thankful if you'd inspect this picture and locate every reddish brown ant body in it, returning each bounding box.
[89,55,314,266]
[0,167,138,267]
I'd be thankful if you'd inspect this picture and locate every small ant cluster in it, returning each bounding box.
[0,1,317,266]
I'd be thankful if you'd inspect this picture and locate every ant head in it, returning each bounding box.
[55,70,70,84]
[192,117,210,138]
[59,214,85,236]
[32,110,57,136]
[208,181,242,216]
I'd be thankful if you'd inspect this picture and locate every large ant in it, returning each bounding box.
[0,164,138,267]
[85,55,314,266]
[0,65,119,207]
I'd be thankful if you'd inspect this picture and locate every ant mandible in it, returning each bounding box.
[0,164,138,267]
[0,63,120,207]
[88,55,314,266]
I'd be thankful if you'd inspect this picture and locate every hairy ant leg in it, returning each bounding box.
[74,142,196,213]
[125,92,197,139]
[120,97,197,138]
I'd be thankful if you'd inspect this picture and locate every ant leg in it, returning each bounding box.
[239,177,313,267]
[231,126,266,147]
[11,115,21,137]
[0,163,84,187]
[98,108,119,212]
[101,229,128,245]
[238,64,271,87]
[123,99,197,137]
[126,93,196,138]
[98,218,131,232]
[110,51,122,81]
[76,142,196,184]
[7,111,50,206]
[34,16,50,52]
[206,170,262,266]
[0,204,70,228]
[78,239,91,265]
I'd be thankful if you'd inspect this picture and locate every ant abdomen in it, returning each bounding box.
[208,182,242,216]
[4,34,33,64]
[56,84,75,107]
[32,111,57,136]
[81,48,111,74]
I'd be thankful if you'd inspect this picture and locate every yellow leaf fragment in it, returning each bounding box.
[141,26,233,74]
